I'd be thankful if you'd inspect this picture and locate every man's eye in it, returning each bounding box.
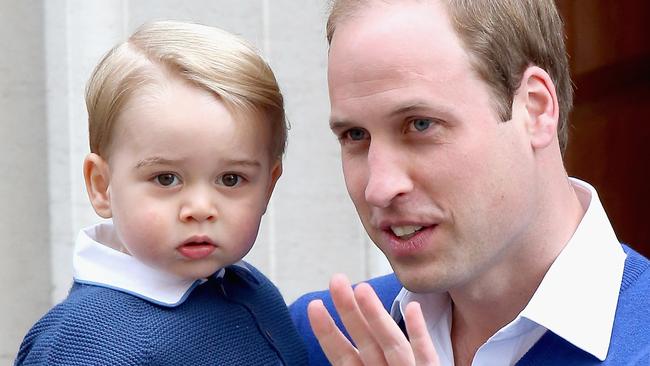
[219,174,241,187]
[345,128,367,141]
[155,173,180,187]
[409,118,433,132]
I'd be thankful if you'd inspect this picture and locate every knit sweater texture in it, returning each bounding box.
[16,264,308,365]
[290,245,650,365]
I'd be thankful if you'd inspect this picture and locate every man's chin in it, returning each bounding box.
[392,264,454,294]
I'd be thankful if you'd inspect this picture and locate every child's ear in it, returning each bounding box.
[514,66,559,150]
[262,160,283,213]
[83,153,112,218]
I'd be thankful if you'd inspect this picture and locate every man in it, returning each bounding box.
[290,0,650,365]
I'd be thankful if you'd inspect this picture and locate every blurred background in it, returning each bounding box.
[1,0,648,363]
[558,0,650,256]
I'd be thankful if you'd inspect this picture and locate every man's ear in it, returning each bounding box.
[262,159,283,213]
[515,66,560,150]
[83,153,112,218]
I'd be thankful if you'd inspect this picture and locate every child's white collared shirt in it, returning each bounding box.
[73,220,247,307]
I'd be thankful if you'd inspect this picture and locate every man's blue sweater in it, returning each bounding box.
[16,264,308,365]
[290,245,650,365]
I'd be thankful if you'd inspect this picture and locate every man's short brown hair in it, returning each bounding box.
[327,0,573,153]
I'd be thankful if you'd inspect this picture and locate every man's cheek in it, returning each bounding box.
[343,169,366,199]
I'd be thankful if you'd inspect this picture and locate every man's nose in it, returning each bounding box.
[179,188,217,223]
[364,142,414,208]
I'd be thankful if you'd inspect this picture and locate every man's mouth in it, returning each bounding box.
[390,225,424,239]
[381,224,436,257]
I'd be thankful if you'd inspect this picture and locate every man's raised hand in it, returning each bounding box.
[307,274,439,366]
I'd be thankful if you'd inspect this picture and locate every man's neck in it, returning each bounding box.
[448,270,544,366]
[448,177,585,365]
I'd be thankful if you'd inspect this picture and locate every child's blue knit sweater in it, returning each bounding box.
[16,264,308,365]
[290,245,650,365]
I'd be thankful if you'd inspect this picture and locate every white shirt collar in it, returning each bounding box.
[73,220,250,307]
[520,178,626,360]
[391,178,626,363]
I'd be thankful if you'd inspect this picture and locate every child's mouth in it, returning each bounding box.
[177,241,216,259]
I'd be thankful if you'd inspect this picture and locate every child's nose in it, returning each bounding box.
[179,194,217,223]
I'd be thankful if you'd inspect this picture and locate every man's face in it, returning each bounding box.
[328,1,538,293]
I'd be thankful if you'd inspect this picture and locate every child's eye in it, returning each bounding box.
[218,174,242,187]
[408,118,434,132]
[155,173,180,187]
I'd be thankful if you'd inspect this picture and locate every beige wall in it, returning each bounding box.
[0,0,51,364]
[0,1,391,363]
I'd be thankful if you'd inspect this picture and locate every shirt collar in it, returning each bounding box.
[391,178,626,361]
[73,220,253,307]
[391,288,455,364]
[520,178,626,360]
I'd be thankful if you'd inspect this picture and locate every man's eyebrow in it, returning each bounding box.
[388,102,433,117]
[329,119,353,131]
[329,101,446,131]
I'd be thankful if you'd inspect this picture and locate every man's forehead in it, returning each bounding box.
[327,0,465,78]
[329,0,453,43]
[326,0,489,128]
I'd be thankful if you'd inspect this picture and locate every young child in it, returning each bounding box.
[15,21,307,365]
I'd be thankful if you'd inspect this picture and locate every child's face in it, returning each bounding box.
[100,77,280,279]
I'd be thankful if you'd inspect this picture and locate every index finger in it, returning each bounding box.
[404,302,439,365]
[307,299,362,366]
[354,282,416,365]
[329,274,388,366]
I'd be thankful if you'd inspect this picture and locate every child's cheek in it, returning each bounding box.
[123,210,165,247]
[139,210,166,238]
[144,208,164,224]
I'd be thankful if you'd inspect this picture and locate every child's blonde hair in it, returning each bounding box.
[86,20,286,158]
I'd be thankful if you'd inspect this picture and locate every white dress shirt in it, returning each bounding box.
[391,178,627,365]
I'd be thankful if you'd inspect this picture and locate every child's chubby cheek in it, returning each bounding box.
[119,210,167,245]
[143,209,165,226]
